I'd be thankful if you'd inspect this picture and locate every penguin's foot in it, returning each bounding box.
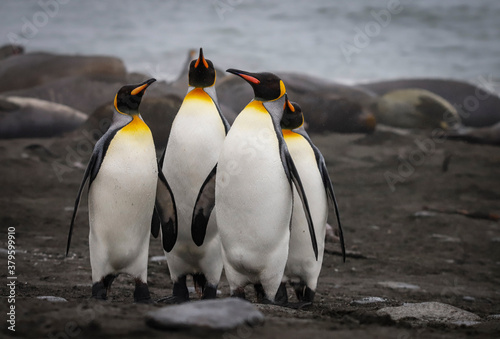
[192,273,207,297]
[201,284,218,299]
[292,283,315,304]
[231,287,246,300]
[91,282,107,300]
[91,274,116,300]
[274,282,289,306]
[157,275,189,304]
[253,284,266,303]
[134,279,152,304]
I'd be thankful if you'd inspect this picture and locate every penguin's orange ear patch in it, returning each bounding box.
[239,73,260,84]
[287,100,295,112]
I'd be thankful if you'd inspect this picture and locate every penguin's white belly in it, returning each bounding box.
[284,134,327,289]
[88,126,157,278]
[216,107,292,277]
[163,90,225,276]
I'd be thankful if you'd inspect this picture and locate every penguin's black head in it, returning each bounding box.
[281,95,304,130]
[189,48,216,88]
[114,78,156,115]
[226,69,286,102]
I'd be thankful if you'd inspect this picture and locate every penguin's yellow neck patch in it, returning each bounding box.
[246,100,268,114]
[185,88,213,103]
[121,115,151,135]
[282,129,301,139]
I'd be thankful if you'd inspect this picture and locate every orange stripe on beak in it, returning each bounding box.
[131,83,149,96]
[239,73,260,84]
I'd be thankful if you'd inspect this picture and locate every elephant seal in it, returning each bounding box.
[358,78,500,128]
[446,122,500,146]
[0,96,87,138]
[376,88,461,129]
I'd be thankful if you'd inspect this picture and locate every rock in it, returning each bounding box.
[375,89,460,129]
[377,302,481,326]
[146,298,265,331]
[351,297,387,305]
[0,52,127,93]
[462,296,475,302]
[378,281,420,290]
[0,96,87,138]
[217,72,377,134]
[0,44,24,60]
[36,296,68,302]
[358,78,500,128]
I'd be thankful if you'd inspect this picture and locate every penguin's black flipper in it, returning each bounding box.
[151,207,161,238]
[298,130,346,262]
[314,146,346,263]
[191,165,217,246]
[284,150,319,261]
[155,169,178,252]
[66,154,97,256]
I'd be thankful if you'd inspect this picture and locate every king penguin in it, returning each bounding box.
[66,78,177,303]
[193,69,318,304]
[158,48,229,302]
[281,96,346,307]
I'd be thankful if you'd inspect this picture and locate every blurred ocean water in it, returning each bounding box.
[1,0,499,86]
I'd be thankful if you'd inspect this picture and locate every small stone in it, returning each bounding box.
[491,237,500,243]
[378,281,420,290]
[149,255,167,262]
[146,298,265,331]
[431,234,461,243]
[488,314,500,320]
[462,296,475,302]
[413,211,437,218]
[37,296,68,302]
[351,297,387,305]
[377,302,480,326]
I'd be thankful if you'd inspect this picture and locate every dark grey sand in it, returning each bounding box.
[1,125,499,338]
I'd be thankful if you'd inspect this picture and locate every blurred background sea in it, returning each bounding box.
[1,0,499,87]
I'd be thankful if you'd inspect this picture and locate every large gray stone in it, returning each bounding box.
[377,302,481,326]
[146,298,265,331]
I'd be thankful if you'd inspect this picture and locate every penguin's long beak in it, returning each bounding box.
[226,69,261,84]
[194,48,209,69]
[131,78,156,95]
[284,94,295,112]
